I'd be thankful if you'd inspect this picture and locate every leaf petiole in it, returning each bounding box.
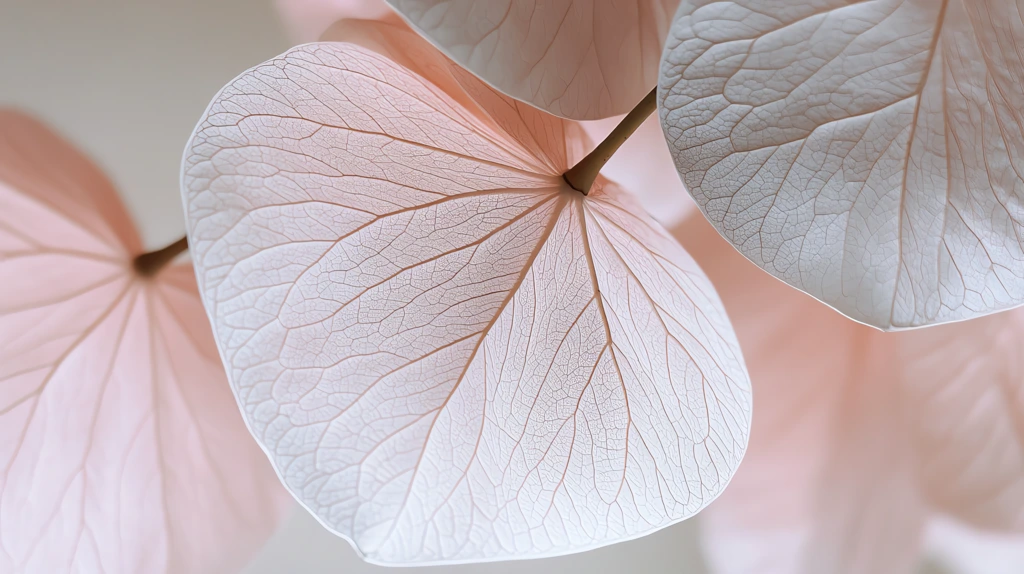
[563,87,657,196]
[138,93,658,274]
[133,235,188,277]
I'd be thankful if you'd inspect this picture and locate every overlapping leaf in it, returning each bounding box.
[0,111,291,573]
[182,22,750,565]
[389,0,680,120]
[660,0,1024,329]
[275,0,396,42]
[673,214,1024,573]
[925,518,1024,574]
[303,3,696,226]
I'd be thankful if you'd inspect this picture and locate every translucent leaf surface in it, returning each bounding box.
[0,111,291,573]
[673,214,1024,573]
[675,215,925,573]
[182,32,751,564]
[388,0,680,120]
[326,13,697,227]
[660,0,1024,330]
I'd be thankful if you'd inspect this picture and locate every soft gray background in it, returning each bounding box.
[0,1,953,572]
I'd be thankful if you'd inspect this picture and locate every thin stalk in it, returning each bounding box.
[133,235,188,277]
[131,93,656,272]
[563,87,658,195]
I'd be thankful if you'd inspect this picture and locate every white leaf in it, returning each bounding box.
[659,0,1024,329]
[182,36,751,565]
[388,0,680,120]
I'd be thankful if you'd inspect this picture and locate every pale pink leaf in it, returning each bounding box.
[316,18,592,168]
[675,216,926,574]
[387,0,680,120]
[678,212,1024,571]
[925,517,1024,574]
[274,0,395,43]
[899,309,1024,530]
[660,0,1024,329]
[326,17,689,225]
[0,111,291,574]
[182,38,751,564]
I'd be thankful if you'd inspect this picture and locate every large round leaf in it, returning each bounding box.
[388,0,680,120]
[182,26,750,564]
[659,0,1024,330]
[0,111,291,573]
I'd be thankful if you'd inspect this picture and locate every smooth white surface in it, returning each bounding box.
[389,0,679,120]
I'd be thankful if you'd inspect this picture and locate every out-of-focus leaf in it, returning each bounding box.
[275,0,395,42]
[0,110,292,574]
[674,214,1024,574]
[901,309,1024,530]
[925,517,1024,574]
[676,214,925,574]
[389,0,680,120]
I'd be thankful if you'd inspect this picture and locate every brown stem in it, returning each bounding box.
[563,87,658,195]
[133,235,188,277]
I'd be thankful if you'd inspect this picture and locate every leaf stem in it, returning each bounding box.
[563,87,658,195]
[133,235,188,277]
[131,94,657,272]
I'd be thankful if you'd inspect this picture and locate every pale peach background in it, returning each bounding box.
[0,1,952,572]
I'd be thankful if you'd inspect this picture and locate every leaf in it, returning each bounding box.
[181,28,751,564]
[274,0,396,42]
[387,0,680,120]
[659,0,1024,330]
[900,306,1024,530]
[0,111,291,573]
[675,215,926,574]
[925,517,1024,574]
[673,214,1024,573]
[327,13,697,227]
